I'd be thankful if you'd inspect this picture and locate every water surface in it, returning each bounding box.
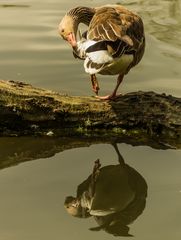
[0,139,181,239]
[0,0,181,96]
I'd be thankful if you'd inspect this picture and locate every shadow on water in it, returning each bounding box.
[64,144,147,237]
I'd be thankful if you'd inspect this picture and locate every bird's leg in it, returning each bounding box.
[89,159,101,197]
[96,74,124,100]
[90,74,100,95]
[111,143,125,167]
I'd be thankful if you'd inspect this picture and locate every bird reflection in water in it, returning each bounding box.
[64,144,147,237]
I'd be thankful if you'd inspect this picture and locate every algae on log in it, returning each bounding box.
[0,79,181,146]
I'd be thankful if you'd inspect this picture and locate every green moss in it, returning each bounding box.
[84,118,92,127]
[112,127,126,134]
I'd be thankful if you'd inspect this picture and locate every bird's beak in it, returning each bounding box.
[67,32,77,47]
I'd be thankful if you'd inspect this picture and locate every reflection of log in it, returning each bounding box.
[0,136,170,170]
[0,79,181,146]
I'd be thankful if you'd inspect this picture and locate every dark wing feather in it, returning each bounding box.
[87,6,144,49]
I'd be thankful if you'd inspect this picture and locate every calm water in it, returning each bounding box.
[0,0,181,239]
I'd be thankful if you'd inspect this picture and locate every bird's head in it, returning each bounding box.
[58,14,78,47]
[64,196,91,218]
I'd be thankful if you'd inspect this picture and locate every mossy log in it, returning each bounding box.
[0,79,181,147]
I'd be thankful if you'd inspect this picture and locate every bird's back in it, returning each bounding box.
[87,5,145,72]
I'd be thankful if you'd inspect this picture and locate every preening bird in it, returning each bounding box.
[59,4,145,100]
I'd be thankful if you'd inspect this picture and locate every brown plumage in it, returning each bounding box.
[59,5,145,100]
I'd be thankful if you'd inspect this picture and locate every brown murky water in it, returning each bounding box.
[0,0,181,239]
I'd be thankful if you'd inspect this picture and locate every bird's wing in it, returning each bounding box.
[87,6,144,55]
[75,5,145,75]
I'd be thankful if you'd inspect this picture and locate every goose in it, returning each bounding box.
[59,5,145,100]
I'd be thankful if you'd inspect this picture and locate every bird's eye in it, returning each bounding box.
[61,29,65,33]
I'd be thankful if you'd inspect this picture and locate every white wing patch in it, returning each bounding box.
[84,50,113,74]
[76,39,113,74]
[76,39,96,59]
[76,38,133,75]
[87,50,113,64]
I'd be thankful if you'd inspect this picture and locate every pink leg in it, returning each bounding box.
[96,74,124,100]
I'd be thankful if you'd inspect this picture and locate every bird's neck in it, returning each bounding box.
[67,6,95,26]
